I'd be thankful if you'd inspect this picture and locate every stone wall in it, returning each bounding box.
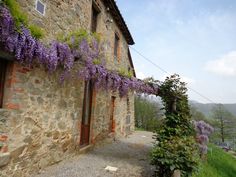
[18,0,132,71]
[0,63,84,176]
[0,0,135,176]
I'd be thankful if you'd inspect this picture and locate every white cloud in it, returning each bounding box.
[136,71,146,80]
[205,51,236,76]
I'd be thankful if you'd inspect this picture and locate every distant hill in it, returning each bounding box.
[189,101,236,117]
[140,96,236,117]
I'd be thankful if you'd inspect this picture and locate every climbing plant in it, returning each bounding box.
[0,4,157,97]
[1,0,44,38]
[151,74,199,177]
[194,120,214,158]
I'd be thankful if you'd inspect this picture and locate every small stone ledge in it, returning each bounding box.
[0,152,10,168]
[79,145,94,154]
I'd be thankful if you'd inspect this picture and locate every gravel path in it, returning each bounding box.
[33,131,155,177]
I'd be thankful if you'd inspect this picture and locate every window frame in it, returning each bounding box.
[35,0,46,16]
[91,2,100,33]
[114,32,120,62]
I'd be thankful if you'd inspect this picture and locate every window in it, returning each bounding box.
[91,4,99,32]
[114,33,120,62]
[0,60,7,108]
[127,97,130,113]
[35,0,46,15]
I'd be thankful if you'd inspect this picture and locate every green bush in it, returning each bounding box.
[28,25,45,39]
[151,75,199,177]
[151,136,199,177]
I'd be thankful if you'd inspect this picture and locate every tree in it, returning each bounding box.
[134,95,162,131]
[211,104,236,143]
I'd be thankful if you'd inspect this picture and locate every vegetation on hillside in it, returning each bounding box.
[134,96,162,131]
[210,104,236,144]
[190,104,236,150]
[193,144,236,177]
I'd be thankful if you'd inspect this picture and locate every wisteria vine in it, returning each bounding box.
[194,120,214,156]
[0,5,158,97]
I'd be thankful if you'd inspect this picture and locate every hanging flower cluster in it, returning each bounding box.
[0,5,158,97]
[0,6,74,72]
[194,120,214,155]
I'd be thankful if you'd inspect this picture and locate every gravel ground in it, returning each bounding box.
[33,131,155,177]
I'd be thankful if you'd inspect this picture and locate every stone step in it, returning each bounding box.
[0,152,10,167]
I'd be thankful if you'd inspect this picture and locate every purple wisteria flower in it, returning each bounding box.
[194,120,214,156]
[0,5,159,97]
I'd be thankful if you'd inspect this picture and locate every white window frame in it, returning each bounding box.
[35,0,46,16]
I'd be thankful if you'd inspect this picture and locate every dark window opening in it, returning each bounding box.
[127,97,130,113]
[0,60,7,108]
[91,5,99,33]
[114,33,120,61]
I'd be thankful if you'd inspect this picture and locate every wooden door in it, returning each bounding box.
[0,60,7,108]
[80,81,93,146]
[109,96,116,132]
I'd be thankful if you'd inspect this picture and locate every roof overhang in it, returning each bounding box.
[128,48,136,77]
[103,0,135,45]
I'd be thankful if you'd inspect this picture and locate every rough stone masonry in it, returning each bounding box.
[0,0,135,176]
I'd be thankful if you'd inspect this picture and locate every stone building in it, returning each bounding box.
[0,0,135,176]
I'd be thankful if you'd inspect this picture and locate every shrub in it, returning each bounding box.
[151,75,199,177]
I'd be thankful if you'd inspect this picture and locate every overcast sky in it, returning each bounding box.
[116,0,236,104]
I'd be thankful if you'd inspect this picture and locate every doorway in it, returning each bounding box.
[0,60,8,108]
[80,81,93,146]
[109,96,116,132]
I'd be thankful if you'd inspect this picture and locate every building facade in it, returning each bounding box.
[0,0,135,176]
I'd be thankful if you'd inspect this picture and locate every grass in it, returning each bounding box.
[193,144,236,177]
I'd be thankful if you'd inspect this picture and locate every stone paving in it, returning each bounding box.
[33,131,155,177]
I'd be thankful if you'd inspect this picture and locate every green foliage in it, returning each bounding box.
[92,32,101,42]
[118,67,133,78]
[58,29,101,48]
[134,95,162,131]
[28,25,45,39]
[151,74,199,177]
[3,0,44,39]
[193,144,236,177]
[210,104,236,143]
[92,58,101,65]
[3,0,28,26]
[151,136,199,177]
